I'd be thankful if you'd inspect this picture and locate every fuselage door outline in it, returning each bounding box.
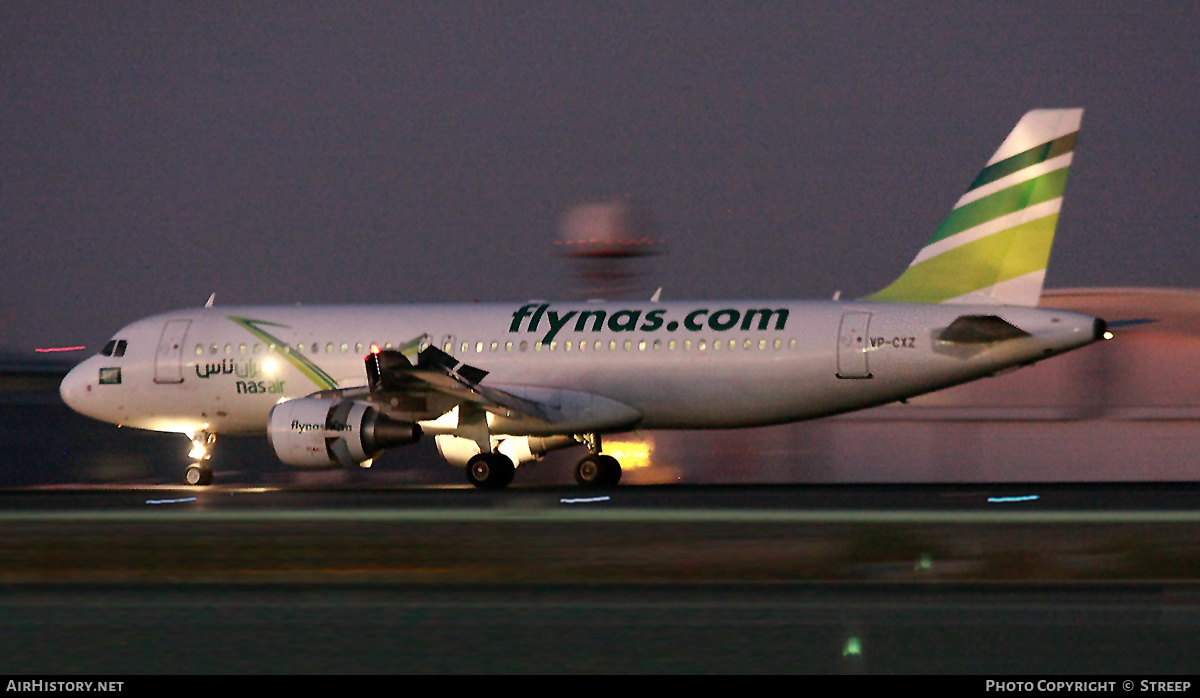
[836,311,873,379]
[154,319,192,385]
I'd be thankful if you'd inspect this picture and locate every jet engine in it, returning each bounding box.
[267,397,421,469]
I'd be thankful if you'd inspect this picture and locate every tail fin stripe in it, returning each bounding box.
[910,199,1062,266]
[930,166,1070,246]
[862,108,1082,307]
[870,215,1058,303]
[955,152,1073,208]
[967,131,1077,192]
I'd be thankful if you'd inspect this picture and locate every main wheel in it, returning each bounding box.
[466,453,516,489]
[575,454,621,487]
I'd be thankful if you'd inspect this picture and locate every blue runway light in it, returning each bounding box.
[987,495,1040,503]
[561,496,611,504]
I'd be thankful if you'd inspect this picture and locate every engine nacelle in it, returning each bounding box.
[268,398,421,469]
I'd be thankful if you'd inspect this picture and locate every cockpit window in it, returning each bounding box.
[100,340,127,357]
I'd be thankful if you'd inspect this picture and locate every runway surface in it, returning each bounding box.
[5,482,1200,673]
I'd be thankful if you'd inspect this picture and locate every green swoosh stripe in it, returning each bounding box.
[864,214,1058,303]
[930,166,1069,246]
[966,132,1077,193]
[227,316,338,390]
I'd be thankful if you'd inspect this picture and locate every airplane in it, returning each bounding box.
[59,108,1107,489]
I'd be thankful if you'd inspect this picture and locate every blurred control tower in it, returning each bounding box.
[556,199,663,300]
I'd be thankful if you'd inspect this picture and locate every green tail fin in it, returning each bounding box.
[864,109,1083,306]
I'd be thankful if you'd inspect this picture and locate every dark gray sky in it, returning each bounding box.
[3,3,1197,351]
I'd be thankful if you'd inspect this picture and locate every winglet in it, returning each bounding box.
[864,109,1083,306]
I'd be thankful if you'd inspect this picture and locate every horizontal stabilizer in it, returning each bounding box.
[937,315,1031,344]
[1105,318,1157,330]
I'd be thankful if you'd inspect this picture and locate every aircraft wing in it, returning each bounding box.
[310,344,640,436]
[350,345,554,424]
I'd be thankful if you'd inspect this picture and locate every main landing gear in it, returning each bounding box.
[574,453,622,487]
[185,431,215,486]
[463,432,623,490]
[465,452,516,489]
[573,433,622,488]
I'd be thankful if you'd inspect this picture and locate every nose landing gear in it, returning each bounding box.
[185,431,215,486]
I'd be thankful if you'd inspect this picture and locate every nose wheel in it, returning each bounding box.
[184,431,216,486]
[185,463,213,486]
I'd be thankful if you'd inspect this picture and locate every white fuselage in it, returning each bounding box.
[59,299,1102,439]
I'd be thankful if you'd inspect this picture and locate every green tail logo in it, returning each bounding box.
[864,109,1083,306]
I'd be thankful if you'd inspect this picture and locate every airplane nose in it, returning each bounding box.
[59,364,90,411]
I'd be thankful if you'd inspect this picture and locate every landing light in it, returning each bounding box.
[604,439,652,469]
[1103,331,1114,340]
